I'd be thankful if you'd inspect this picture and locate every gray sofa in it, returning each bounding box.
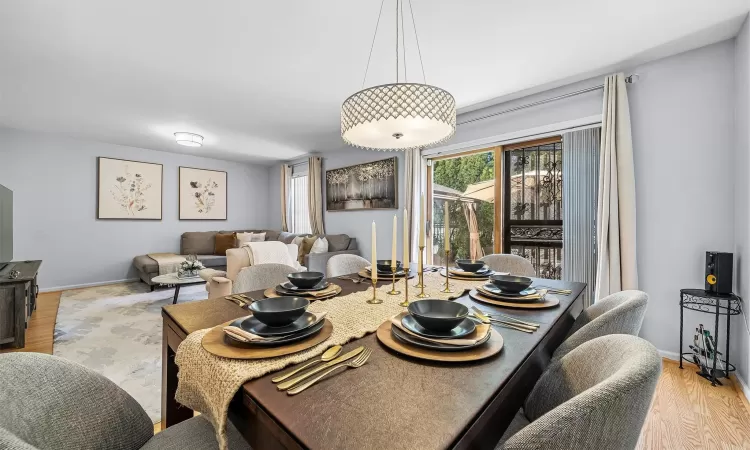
[132,230,359,288]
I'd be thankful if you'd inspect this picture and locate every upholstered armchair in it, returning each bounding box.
[199,244,303,298]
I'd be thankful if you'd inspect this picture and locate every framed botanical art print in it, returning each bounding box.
[179,167,228,220]
[325,157,397,211]
[97,157,163,220]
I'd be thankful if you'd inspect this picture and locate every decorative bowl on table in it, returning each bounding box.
[489,274,533,293]
[455,259,486,273]
[407,299,469,332]
[287,272,324,289]
[248,297,310,327]
[376,260,402,273]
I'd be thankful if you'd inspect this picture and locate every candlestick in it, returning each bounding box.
[444,203,450,252]
[371,221,377,283]
[416,245,429,298]
[440,249,453,293]
[419,193,425,247]
[367,277,382,304]
[391,215,397,270]
[403,208,409,271]
[399,271,410,307]
[387,266,401,295]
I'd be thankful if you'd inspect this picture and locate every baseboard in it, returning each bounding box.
[659,349,680,362]
[39,278,140,293]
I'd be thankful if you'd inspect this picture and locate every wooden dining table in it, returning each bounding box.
[161,276,586,450]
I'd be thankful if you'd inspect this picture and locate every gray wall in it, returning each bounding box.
[734,16,750,389]
[0,127,271,289]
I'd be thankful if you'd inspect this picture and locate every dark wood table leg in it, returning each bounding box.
[161,322,193,429]
[172,285,181,304]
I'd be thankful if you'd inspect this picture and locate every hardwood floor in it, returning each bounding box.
[3,289,749,446]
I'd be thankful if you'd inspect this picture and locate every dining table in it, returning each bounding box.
[161,274,586,450]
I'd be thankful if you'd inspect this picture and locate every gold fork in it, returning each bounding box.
[286,348,372,395]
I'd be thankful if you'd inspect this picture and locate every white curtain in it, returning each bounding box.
[404,148,423,264]
[563,128,600,307]
[280,165,291,232]
[307,157,325,235]
[595,73,638,299]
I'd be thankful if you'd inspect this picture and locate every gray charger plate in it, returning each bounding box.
[235,311,318,337]
[481,284,537,299]
[279,281,329,292]
[391,325,491,352]
[401,314,476,339]
[225,319,324,347]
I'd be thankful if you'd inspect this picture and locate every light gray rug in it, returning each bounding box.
[53,281,207,423]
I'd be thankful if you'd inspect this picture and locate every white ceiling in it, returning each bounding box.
[1,0,749,164]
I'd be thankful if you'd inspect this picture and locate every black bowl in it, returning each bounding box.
[287,272,324,289]
[249,296,310,327]
[489,274,533,293]
[376,260,402,273]
[455,259,485,273]
[407,299,469,332]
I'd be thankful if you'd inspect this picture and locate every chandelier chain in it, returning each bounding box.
[400,0,407,82]
[395,0,399,83]
[362,0,386,88]
[407,0,426,83]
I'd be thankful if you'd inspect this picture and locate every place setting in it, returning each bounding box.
[359,259,415,280]
[438,258,506,281]
[376,299,504,362]
[201,296,334,359]
[264,271,342,301]
[469,274,560,309]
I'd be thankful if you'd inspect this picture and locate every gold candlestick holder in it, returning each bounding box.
[440,249,453,293]
[415,245,429,298]
[367,277,382,304]
[387,266,401,295]
[399,270,410,307]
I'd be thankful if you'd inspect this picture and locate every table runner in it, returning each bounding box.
[174,271,488,449]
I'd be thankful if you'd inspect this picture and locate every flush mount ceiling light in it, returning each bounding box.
[174,132,204,147]
[341,0,456,152]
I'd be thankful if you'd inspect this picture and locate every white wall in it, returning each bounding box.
[734,16,750,389]
[0,128,271,289]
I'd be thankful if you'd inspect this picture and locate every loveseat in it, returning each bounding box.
[132,229,359,289]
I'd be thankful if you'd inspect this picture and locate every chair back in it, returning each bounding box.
[502,334,661,450]
[233,263,298,293]
[480,254,536,277]
[226,244,300,281]
[326,254,370,278]
[553,290,648,360]
[0,353,153,450]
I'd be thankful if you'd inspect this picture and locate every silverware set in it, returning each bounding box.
[470,306,541,333]
[225,294,254,308]
[337,276,366,284]
[532,285,572,295]
[273,345,372,395]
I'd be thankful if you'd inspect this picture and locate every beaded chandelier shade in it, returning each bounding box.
[341,0,456,152]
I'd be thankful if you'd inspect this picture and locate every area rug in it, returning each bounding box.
[53,281,207,422]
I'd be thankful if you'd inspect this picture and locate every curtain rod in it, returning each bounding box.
[457,75,638,126]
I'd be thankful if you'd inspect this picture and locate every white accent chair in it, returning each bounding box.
[326,254,371,278]
[199,244,303,298]
[480,254,536,277]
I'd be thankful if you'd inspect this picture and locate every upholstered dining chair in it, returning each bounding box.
[326,254,370,278]
[0,353,250,450]
[552,290,648,360]
[232,263,298,294]
[498,334,661,450]
[480,254,536,277]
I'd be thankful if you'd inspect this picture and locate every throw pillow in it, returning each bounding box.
[310,237,328,254]
[237,232,266,247]
[298,235,318,264]
[214,233,236,256]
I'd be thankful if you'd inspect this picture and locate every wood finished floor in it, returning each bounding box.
[3,289,750,445]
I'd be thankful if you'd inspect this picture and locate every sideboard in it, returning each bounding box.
[0,260,41,348]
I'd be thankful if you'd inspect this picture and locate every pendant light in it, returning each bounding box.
[341,0,456,152]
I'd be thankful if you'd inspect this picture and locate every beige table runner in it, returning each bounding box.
[174,271,488,449]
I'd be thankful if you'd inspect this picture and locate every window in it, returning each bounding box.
[289,166,312,234]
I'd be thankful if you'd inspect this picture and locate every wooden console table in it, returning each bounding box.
[0,260,41,348]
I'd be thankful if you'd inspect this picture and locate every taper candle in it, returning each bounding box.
[403,208,409,269]
[419,193,425,247]
[444,203,450,252]
[371,221,377,282]
[391,215,397,270]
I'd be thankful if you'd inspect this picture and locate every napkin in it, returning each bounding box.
[390,313,490,347]
[223,311,327,343]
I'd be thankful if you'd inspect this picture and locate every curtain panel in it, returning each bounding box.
[280,165,292,232]
[404,148,423,263]
[595,73,638,299]
[307,157,325,235]
[562,128,600,307]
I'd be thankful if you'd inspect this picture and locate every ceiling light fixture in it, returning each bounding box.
[174,132,204,147]
[341,0,456,152]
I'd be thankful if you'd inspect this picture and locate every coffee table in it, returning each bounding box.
[151,273,205,304]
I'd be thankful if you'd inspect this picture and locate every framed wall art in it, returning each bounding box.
[97,157,163,220]
[326,157,397,211]
[179,167,228,220]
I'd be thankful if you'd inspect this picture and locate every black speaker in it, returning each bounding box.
[705,251,733,295]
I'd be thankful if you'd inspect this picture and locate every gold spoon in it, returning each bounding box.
[271,345,343,383]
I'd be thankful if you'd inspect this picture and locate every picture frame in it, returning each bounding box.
[179,166,228,220]
[97,157,163,220]
[325,157,398,211]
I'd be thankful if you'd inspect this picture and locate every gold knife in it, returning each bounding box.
[471,306,491,324]
[277,346,364,391]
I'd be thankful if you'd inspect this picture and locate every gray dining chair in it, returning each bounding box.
[552,290,648,360]
[233,263,298,293]
[480,254,536,277]
[326,254,370,278]
[0,352,250,450]
[498,334,661,450]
